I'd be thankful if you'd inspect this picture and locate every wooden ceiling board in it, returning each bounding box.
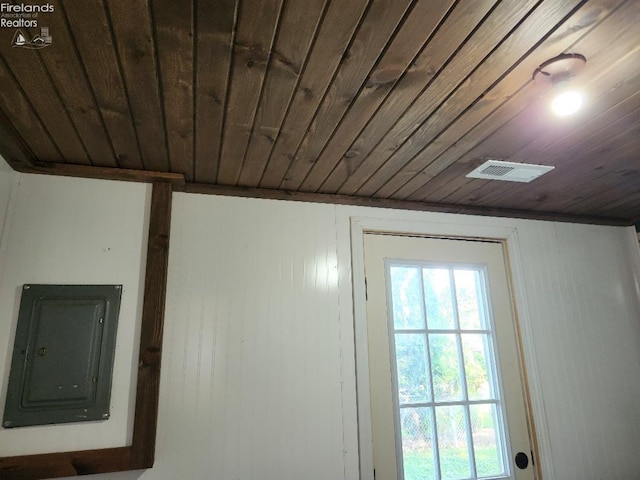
[193,0,238,183]
[344,0,554,198]
[0,0,639,225]
[518,111,640,212]
[0,108,36,169]
[237,0,329,186]
[300,0,457,193]
[593,186,640,221]
[0,54,62,163]
[258,0,371,189]
[33,4,117,168]
[217,0,284,185]
[320,0,495,194]
[105,0,169,172]
[1,36,90,165]
[372,0,590,200]
[474,93,640,212]
[403,0,631,203]
[62,0,145,170]
[152,0,195,180]
[436,0,640,209]
[325,0,500,195]
[465,112,640,214]
[277,0,416,191]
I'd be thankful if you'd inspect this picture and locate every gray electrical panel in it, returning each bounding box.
[3,284,122,428]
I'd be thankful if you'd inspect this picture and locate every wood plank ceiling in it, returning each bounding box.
[0,0,639,225]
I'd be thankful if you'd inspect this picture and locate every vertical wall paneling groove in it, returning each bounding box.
[159,196,346,479]
[509,221,640,478]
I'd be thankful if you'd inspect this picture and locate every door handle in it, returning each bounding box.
[515,451,529,469]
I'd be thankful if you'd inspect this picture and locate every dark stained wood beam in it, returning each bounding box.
[185,182,632,226]
[11,162,185,188]
[0,109,36,171]
[0,447,131,480]
[130,182,173,469]
[0,182,174,479]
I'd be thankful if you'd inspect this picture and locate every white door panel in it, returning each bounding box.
[364,234,535,480]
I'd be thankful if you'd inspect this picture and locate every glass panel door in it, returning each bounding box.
[364,234,535,480]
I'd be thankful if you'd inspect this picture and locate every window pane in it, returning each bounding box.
[436,406,471,480]
[423,268,455,329]
[430,334,463,402]
[461,334,495,401]
[471,404,507,478]
[400,407,436,480]
[454,269,485,330]
[390,266,426,329]
[395,334,432,404]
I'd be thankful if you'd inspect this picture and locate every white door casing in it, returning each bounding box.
[349,216,547,480]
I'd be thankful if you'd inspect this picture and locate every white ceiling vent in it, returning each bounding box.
[466,160,554,183]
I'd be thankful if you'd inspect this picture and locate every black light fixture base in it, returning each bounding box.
[533,53,587,86]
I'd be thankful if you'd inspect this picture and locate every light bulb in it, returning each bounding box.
[551,90,582,116]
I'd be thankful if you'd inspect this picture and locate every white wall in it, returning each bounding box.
[511,221,640,478]
[1,174,640,479]
[0,173,150,456]
[153,194,640,480]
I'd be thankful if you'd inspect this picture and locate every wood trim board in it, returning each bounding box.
[0,159,631,226]
[0,182,173,479]
[185,182,632,226]
[13,162,185,189]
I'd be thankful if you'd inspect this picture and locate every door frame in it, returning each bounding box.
[350,216,549,480]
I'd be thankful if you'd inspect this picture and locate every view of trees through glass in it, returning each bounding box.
[388,264,508,480]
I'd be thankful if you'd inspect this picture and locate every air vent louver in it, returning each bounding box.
[466,160,554,183]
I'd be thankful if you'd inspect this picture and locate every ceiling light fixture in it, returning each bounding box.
[533,53,586,116]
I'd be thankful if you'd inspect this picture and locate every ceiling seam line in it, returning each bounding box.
[354,0,546,198]
[0,53,65,162]
[58,1,120,168]
[379,1,554,198]
[332,0,503,195]
[275,0,377,189]
[408,85,532,202]
[34,52,93,166]
[230,0,288,186]
[455,0,637,207]
[254,0,332,187]
[102,0,147,171]
[409,1,616,203]
[191,0,197,181]
[147,0,172,174]
[215,0,241,184]
[0,106,38,165]
[316,0,464,193]
[294,0,423,191]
